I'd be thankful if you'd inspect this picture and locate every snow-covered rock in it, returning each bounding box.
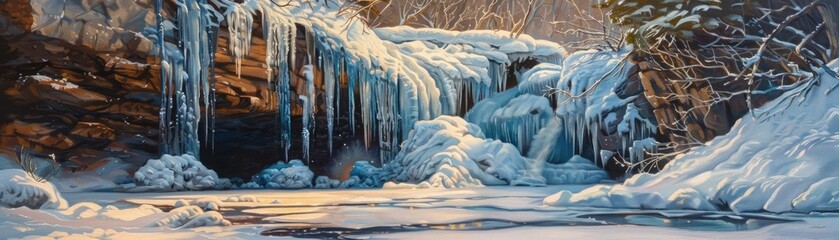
[249,160,315,189]
[380,116,545,188]
[133,155,231,191]
[0,169,68,209]
[545,61,839,213]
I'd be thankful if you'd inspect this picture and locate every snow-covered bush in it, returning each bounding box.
[545,63,839,213]
[133,155,231,191]
[249,160,315,189]
[380,116,545,188]
[0,169,68,209]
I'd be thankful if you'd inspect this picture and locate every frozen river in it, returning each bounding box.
[3,185,822,239]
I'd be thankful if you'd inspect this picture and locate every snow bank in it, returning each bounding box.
[133,155,231,191]
[153,206,231,228]
[248,160,315,189]
[59,202,162,221]
[0,169,68,209]
[545,62,839,213]
[380,116,545,188]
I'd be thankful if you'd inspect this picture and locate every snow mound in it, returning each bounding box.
[541,156,608,184]
[381,116,545,188]
[0,169,68,209]
[133,155,231,191]
[545,62,839,213]
[153,206,231,228]
[249,160,315,189]
[59,202,162,221]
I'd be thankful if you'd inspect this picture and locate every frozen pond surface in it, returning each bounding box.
[6,185,837,239]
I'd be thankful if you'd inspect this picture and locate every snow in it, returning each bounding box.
[154,206,231,228]
[544,60,839,213]
[247,160,315,189]
[380,116,545,188]
[518,63,563,95]
[133,154,231,191]
[374,26,567,64]
[2,185,839,239]
[0,169,68,209]
[541,156,609,185]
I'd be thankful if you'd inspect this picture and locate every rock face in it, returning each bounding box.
[0,0,282,176]
[0,0,788,181]
[0,0,353,179]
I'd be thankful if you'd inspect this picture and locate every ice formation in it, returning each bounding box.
[380,116,545,188]
[133,154,231,191]
[544,61,839,213]
[154,0,569,165]
[0,169,68,209]
[467,93,553,154]
[156,0,219,158]
[540,156,608,185]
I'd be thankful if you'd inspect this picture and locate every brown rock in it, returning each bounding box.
[70,122,116,141]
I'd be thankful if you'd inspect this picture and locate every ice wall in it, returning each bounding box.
[156,0,568,166]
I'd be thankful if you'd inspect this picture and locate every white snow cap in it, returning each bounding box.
[545,61,839,213]
[0,169,68,209]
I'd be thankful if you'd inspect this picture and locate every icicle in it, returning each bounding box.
[263,14,293,161]
[301,65,315,164]
[226,3,252,79]
[325,50,336,155]
[347,60,357,135]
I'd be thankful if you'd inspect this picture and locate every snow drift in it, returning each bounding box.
[380,116,546,188]
[133,155,231,191]
[545,61,839,213]
[0,169,68,209]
